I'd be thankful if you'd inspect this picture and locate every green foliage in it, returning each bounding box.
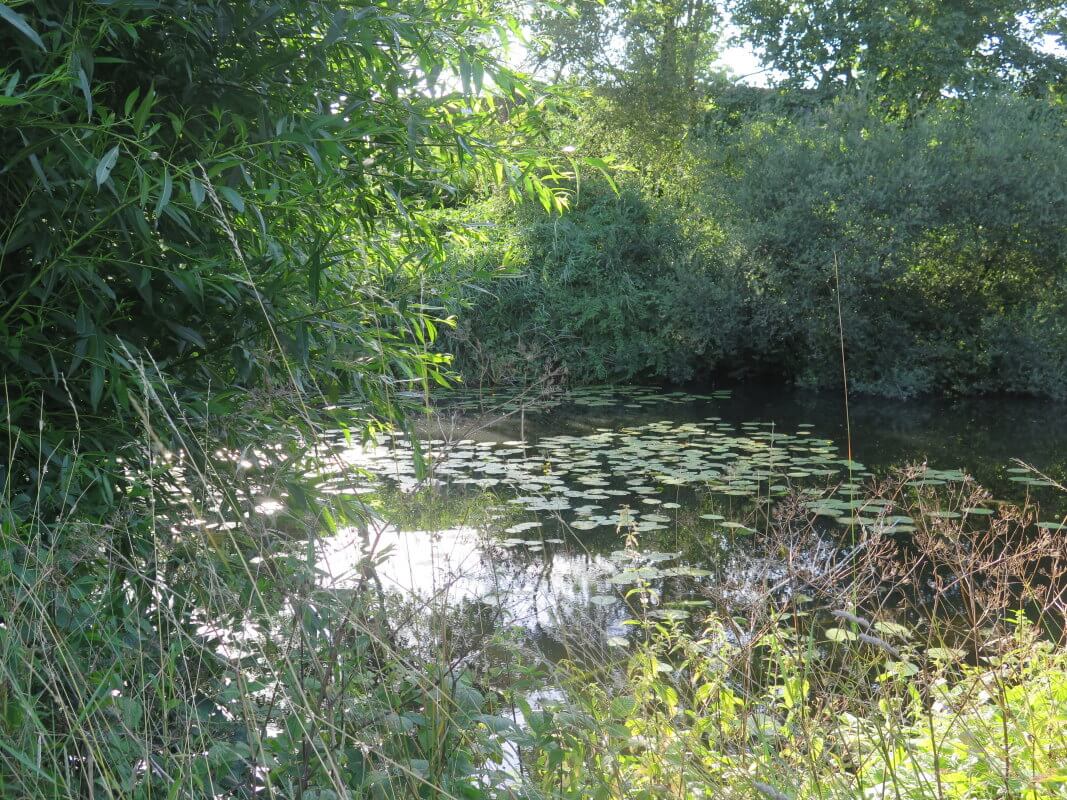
[729,0,1067,110]
[525,613,1067,799]
[445,91,744,387]
[449,165,742,385]
[0,0,567,522]
[527,0,722,94]
[713,93,1067,396]
[0,501,530,798]
[452,90,1067,398]
[0,2,572,797]
[446,0,1067,398]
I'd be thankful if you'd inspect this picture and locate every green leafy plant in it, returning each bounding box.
[0,1,573,796]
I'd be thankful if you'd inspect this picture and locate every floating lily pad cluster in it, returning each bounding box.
[566,386,732,409]
[331,388,1060,544]
[1005,466,1060,488]
[315,387,1067,649]
[338,389,871,536]
[805,496,917,531]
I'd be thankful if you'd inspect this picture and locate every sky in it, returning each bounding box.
[715,28,770,86]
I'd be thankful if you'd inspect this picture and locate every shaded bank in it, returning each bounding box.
[445,94,1067,399]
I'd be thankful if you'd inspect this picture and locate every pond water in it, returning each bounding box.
[318,385,1067,662]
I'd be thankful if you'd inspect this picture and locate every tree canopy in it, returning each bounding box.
[0,0,570,520]
[529,0,722,93]
[729,0,1067,107]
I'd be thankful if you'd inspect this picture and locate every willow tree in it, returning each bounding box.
[0,0,568,517]
[0,3,570,795]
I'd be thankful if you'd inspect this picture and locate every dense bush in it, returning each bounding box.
[450,179,743,386]
[450,91,1067,398]
[715,93,1067,397]
[0,0,564,524]
[446,92,745,387]
[0,1,564,796]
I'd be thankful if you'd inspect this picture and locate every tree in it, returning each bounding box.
[0,0,566,519]
[529,0,722,94]
[0,2,575,795]
[729,0,1067,108]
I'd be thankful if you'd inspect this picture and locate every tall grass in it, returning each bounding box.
[5,368,1067,799]
[1,383,548,798]
[519,470,1067,799]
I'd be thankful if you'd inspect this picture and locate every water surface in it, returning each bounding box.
[323,385,1067,660]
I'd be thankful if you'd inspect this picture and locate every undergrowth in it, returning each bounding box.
[521,469,1067,799]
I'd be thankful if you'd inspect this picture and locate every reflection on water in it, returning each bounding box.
[317,522,632,661]
[319,385,1067,659]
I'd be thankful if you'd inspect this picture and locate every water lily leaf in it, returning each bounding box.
[873,621,911,640]
[884,660,919,677]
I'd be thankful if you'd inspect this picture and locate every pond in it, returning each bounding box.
[316,385,1067,663]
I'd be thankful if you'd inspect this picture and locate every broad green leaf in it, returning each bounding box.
[123,87,141,116]
[189,177,205,207]
[926,647,965,662]
[219,186,245,213]
[132,87,155,132]
[826,627,859,643]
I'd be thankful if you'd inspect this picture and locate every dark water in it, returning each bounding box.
[719,385,1067,490]
[325,385,1067,661]
[495,384,1067,499]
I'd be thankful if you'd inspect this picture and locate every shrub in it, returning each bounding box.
[709,93,1067,397]
[450,179,742,386]
[527,614,1067,799]
[523,470,1067,798]
[451,91,1067,398]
